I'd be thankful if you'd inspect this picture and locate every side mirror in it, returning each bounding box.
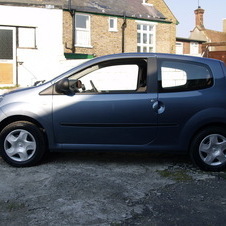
[55,78,70,94]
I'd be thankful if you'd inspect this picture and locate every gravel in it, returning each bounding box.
[0,151,226,225]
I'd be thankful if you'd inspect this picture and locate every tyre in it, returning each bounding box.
[0,121,46,167]
[190,126,226,171]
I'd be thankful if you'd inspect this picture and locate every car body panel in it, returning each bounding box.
[52,93,158,145]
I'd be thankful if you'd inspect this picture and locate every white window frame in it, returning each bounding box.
[136,21,156,53]
[176,42,183,55]
[75,13,91,48]
[109,17,118,32]
[190,42,199,55]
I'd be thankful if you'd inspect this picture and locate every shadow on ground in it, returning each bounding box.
[45,151,192,167]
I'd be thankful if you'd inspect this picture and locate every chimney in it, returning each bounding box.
[223,19,226,32]
[194,7,205,29]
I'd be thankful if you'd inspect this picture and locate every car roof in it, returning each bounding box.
[90,52,222,64]
[85,53,225,73]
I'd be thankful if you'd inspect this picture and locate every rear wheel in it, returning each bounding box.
[0,121,46,167]
[190,127,226,171]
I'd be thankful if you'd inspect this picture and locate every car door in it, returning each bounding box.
[156,58,214,148]
[52,57,158,147]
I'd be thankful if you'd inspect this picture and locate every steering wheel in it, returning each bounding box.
[90,80,98,92]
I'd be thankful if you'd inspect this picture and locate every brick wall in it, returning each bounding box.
[156,22,176,53]
[147,0,177,53]
[64,12,123,56]
[63,11,73,50]
[183,42,190,54]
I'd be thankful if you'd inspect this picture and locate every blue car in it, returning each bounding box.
[0,53,226,171]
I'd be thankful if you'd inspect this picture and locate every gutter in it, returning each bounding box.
[65,0,75,53]
[121,13,127,53]
[63,9,172,24]
[70,10,76,53]
[0,2,62,9]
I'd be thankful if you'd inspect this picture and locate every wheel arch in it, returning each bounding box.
[188,122,226,151]
[0,115,49,147]
[179,107,226,153]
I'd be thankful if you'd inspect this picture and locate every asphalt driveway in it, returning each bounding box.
[0,152,226,225]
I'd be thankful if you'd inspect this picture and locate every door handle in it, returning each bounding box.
[152,101,165,114]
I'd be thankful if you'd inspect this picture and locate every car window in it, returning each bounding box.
[159,60,213,92]
[80,64,138,91]
[69,59,147,93]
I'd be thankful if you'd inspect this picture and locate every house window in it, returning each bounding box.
[137,22,156,53]
[190,42,199,55]
[75,14,91,47]
[18,27,36,48]
[0,29,13,59]
[109,17,117,32]
[176,42,183,54]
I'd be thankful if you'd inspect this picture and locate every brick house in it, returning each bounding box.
[190,7,226,44]
[189,7,226,61]
[176,37,205,56]
[63,0,178,58]
[0,0,177,87]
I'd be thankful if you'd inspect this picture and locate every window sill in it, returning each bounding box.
[18,47,38,50]
[75,45,93,49]
[109,29,118,32]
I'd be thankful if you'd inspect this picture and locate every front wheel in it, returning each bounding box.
[190,127,226,171]
[0,121,46,167]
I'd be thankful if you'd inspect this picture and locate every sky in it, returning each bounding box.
[164,0,226,38]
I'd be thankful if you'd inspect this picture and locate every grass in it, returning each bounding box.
[0,200,26,212]
[157,169,193,181]
[0,85,19,90]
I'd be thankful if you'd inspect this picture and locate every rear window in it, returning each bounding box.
[159,60,213,92]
